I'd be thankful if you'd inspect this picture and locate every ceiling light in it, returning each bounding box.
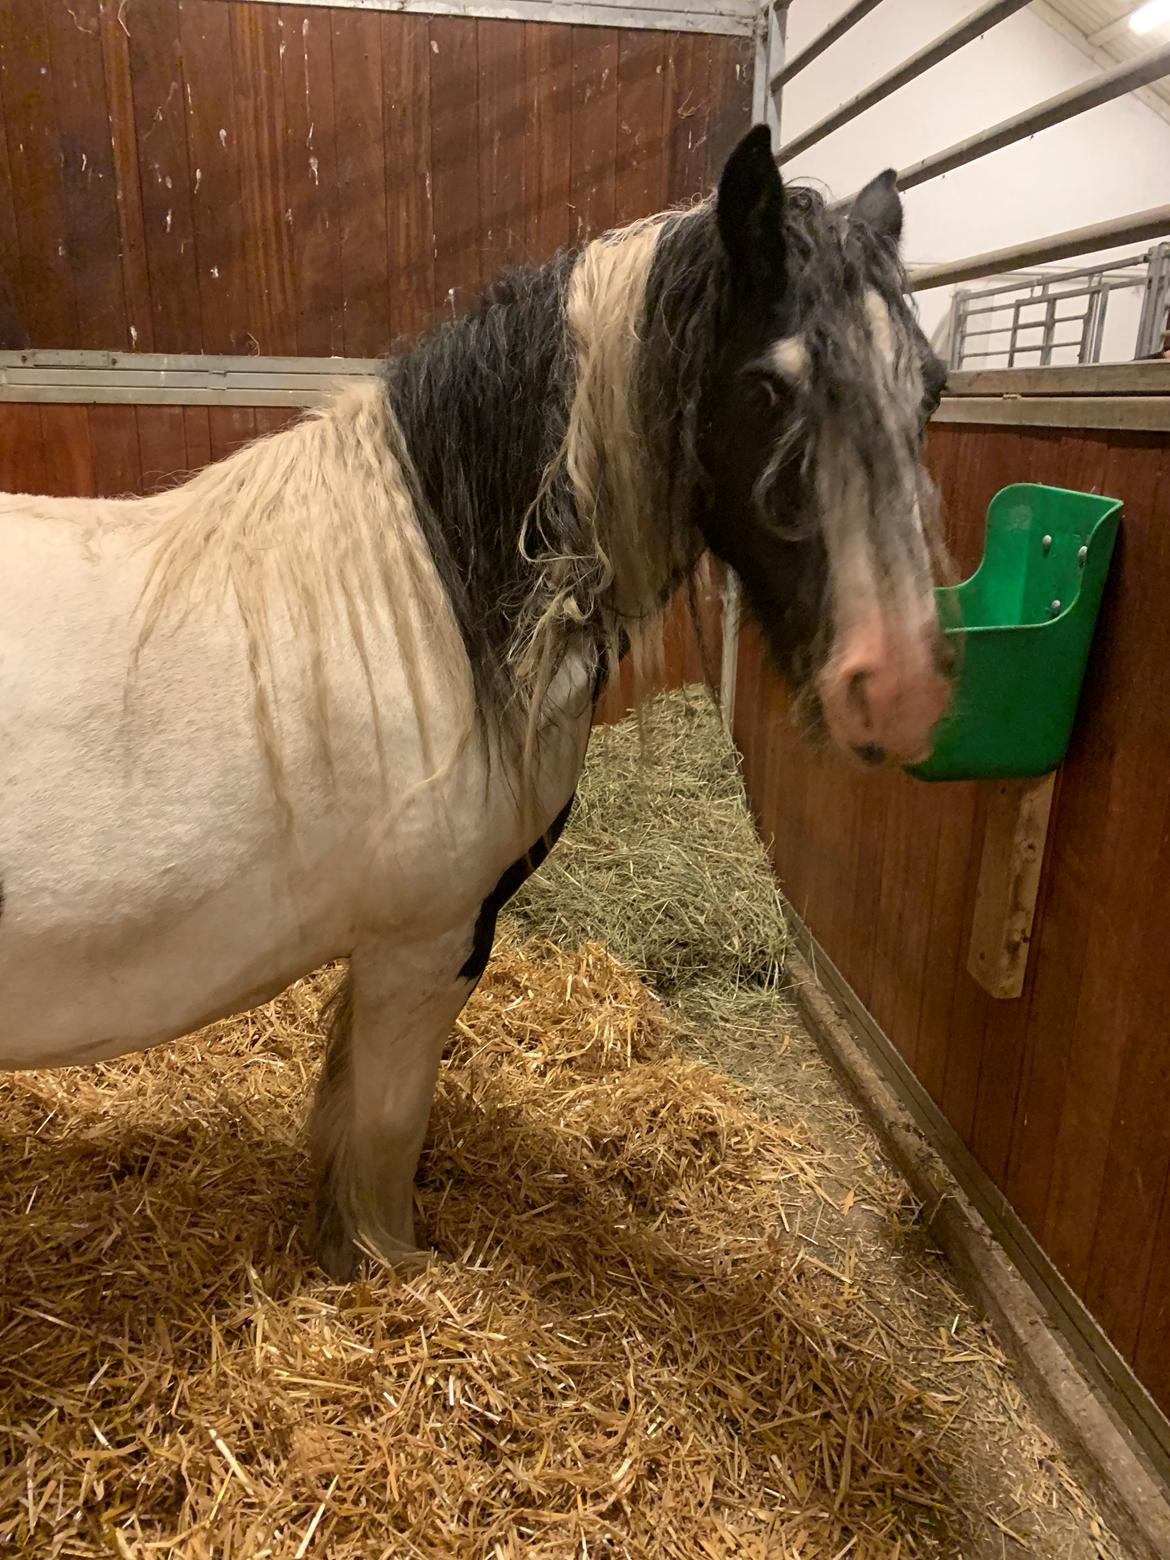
[1130,0,1170,34]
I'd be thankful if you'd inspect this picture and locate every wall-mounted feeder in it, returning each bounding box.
[908,483,1121,1000]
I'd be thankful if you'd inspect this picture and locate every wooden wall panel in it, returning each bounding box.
[0,401,302,496]
[0,4,753,355]
[733,421,1170,1420]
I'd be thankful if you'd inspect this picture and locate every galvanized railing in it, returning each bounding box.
[768,0,1170,352]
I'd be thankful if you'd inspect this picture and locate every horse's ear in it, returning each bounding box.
[717,125,786,291]
[851,169,903,242]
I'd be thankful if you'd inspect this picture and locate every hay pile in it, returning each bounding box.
[507,690,787,1002]
[3,940,952,1559]
[0,689,1119,1558]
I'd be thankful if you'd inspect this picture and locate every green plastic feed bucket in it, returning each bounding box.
[908,483,1121,783]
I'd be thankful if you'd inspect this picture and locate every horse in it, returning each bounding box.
[0,126,952,1279]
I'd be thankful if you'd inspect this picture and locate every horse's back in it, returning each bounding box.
[0,491,353,1062]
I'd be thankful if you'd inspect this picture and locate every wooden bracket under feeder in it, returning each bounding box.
[967,773,1056,1000]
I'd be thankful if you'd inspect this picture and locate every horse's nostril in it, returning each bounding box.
[846,669,872,721]
[853,742,885,766]
[934,636,958,679]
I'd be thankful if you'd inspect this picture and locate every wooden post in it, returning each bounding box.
[967,774,1056,1000]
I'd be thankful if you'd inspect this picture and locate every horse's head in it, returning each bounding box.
[698,126,953,767]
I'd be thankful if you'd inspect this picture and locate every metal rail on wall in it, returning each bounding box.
[773,0,1035,162]
[769,0,1170,297]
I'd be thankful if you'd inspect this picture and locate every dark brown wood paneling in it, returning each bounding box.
[664,33,712,202]
[127,0,201,353]
[429,16,481,320]
[40,404,95,499]
[0,0,80,345]
[0,403,46,493]
[231,4,297,354]
[99,0,153,352]
[45,0,126,350]
[332,7,392,355]
[569,26,619,247]
[182,405,213,473]
[136,404,193,491]
[286,5,345,357]
[90,403,143,497]
[384,14,435,346]
[478,19,528,279]
[523,20,573,260]
[0,8,750,355]
[704,22,751,183]
[0,40,25,349]
[732,419,1170,1422]
[616,30,667,221]
[180,0,251,355]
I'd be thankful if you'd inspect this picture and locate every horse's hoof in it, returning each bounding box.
[311,1210,362,1281]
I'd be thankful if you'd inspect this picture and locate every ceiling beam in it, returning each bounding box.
[1031,1,1170,126]
[1087,4,1146,48]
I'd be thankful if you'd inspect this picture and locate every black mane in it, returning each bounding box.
[383,255,578,726]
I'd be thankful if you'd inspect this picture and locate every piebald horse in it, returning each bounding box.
[0,128,952,1278]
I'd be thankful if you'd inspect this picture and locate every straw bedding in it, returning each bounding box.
[0,691,1118,1558]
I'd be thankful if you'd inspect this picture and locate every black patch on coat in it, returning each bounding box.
[459,795,576,984]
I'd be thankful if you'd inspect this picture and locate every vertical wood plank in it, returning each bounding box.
[252,406,299,440]
[429,17,479,320]
[0,55,27,347]
[0,0,80,345]
[127,0,200,351]
[477,19,527,281]
[182,404,212,473]
[99,0,154,351]
[703,33,752,187]
[887,779,947,1073]
[277,6,341,355]
[938,818,997,1152]
[913,779,982,1109]
[1096,777,1170,1365]
[968,768,1064,1184]
[283,5,343,356]
[45,0,127,349]
[332,7,390,353]
[1038,434,1168,1293]
[179,0,250,354]
[136,405,190,490]
[662,32,712,207]
[0,405,48,493]
[37,405,94,497]
[1069,437,1170,1348]
[569,26,619,246]
[965,775,1056,1001]
[614,29,666,225]
[383,13,434,345]
[207,405,257,463]
[842,763,890,1010]
[1133,838,1170,1402]
[522,21,573,263]
[230,2,296,354]
[89,403,143,496]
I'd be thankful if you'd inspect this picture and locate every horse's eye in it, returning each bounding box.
[746,372,783,414]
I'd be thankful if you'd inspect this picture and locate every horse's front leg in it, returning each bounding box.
[309,928,481,1281]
